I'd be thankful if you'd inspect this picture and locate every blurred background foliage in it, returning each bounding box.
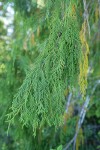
[0,0,100,150]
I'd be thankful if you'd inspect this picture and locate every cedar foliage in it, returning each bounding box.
[8,0,86,136]
[0,0,100,149]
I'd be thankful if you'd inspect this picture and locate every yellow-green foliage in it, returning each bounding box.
[8,0,85,135]
[79,21,89,96]
[76,128,84,150]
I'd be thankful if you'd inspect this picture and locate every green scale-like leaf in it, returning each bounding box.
[8,0,82,135]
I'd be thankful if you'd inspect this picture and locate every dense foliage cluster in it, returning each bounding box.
[8,0,83,135]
